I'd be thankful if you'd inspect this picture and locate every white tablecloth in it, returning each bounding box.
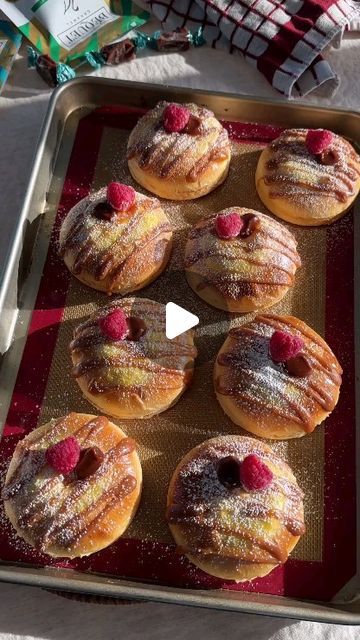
[0,18,359,640]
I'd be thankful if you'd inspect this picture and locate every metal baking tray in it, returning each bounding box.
[0,78,359,624]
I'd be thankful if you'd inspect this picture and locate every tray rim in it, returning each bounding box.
[0,76,359,624]
[0,564,359,625]
[50,76,360,129]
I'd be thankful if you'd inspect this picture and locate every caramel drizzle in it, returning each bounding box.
[215,382,310,428]
[94,221,169,280]
[59,211,88,258]
[71,329,195,359]
[127,101,229,181]
[167,501,304,540]
[237,315,342,385]
[197,279,260,301]
[60,194,171,292]
[159,136,201,178]
[168,444,304,564]
[186,248,297,280]
[187,214,299,260]
[98,225,171,293]
[187,129,230,182]
[2,416,106,500]
[14,436,137,552]
[2,450,46,501]
[185,212,300,298]
[73,355,189,386]
[41,475,137,550]
[167,505,298,564]
[71,300,196,396]
[193,524,287,564]
[216,315,342,431]
[77,298,166,333]
[87,207,148,276]
[18,436,136,530]
[218,358,334,417]
[265,129,360,203]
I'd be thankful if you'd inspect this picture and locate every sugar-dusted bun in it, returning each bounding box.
[255,128,360,226]
[127,102,231,200]
[167,435,305,581]
[70,297,197,419]
[184,208,301,312]
[59,185,172,294]
[214,314,342,439]
[2,413,142,558]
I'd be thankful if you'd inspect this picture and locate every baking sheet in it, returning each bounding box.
[0,103,356,604]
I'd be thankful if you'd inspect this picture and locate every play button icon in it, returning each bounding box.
[165,302,199,340]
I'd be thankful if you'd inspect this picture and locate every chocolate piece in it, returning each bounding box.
[75,446,104,480]
[240,213,260,238]
[126,316,146,341]
[155,28,190,52]
[184,114,203,136]
[35,54,58,87]
[286,354,312,378]
[319,148,339,166]
[217,456,242,489]
[100,39,136,65]
[93,201,114,221]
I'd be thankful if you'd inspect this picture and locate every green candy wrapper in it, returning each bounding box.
[28,26,206,87]
[0,0,149,63]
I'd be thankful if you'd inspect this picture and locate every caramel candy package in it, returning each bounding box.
[0,0,149,63]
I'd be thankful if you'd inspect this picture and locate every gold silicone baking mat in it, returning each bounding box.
[37,123,327,563]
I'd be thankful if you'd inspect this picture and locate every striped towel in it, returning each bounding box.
[145,0,360,98]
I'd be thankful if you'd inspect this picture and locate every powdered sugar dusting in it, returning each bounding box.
[168,435,304,564]
[185,207,300,302]
[2,415,140,557]
[59,188,172,294]
[71,297,197,409]
[261,129,360,219]
[127,101,230,181]
[215,314,342,433]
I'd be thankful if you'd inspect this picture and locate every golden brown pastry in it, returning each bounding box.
[2,412,142,558]
[59,182,172,294]
[167,435,305,581]
[214,314,342,439]
[184,208,301,312]
[255,128,360,226]
[127,101,231,200]
[70,297,197,419]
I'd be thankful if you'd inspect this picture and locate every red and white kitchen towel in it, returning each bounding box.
[144,0,360,98]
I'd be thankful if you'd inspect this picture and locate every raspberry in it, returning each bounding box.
[215,212,243,240]
[107,182,135,212]
[45,436,80,475]
[163,104,190,133]
[99,308,128,341]
[306,129,333,155]
[269,330,304,363]
[240,454,273,492]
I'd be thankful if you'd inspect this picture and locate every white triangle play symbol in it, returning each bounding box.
[165,302,199,340]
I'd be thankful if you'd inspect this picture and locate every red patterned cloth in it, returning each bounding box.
[145,0,360,97]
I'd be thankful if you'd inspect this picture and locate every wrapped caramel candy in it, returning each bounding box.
[0,0,148,63]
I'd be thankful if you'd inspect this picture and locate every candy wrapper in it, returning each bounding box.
[94,26,205,65]
[0,21,22,94]
[28,27,205,86]
[0,0,149,63]
[137,27,205,53]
